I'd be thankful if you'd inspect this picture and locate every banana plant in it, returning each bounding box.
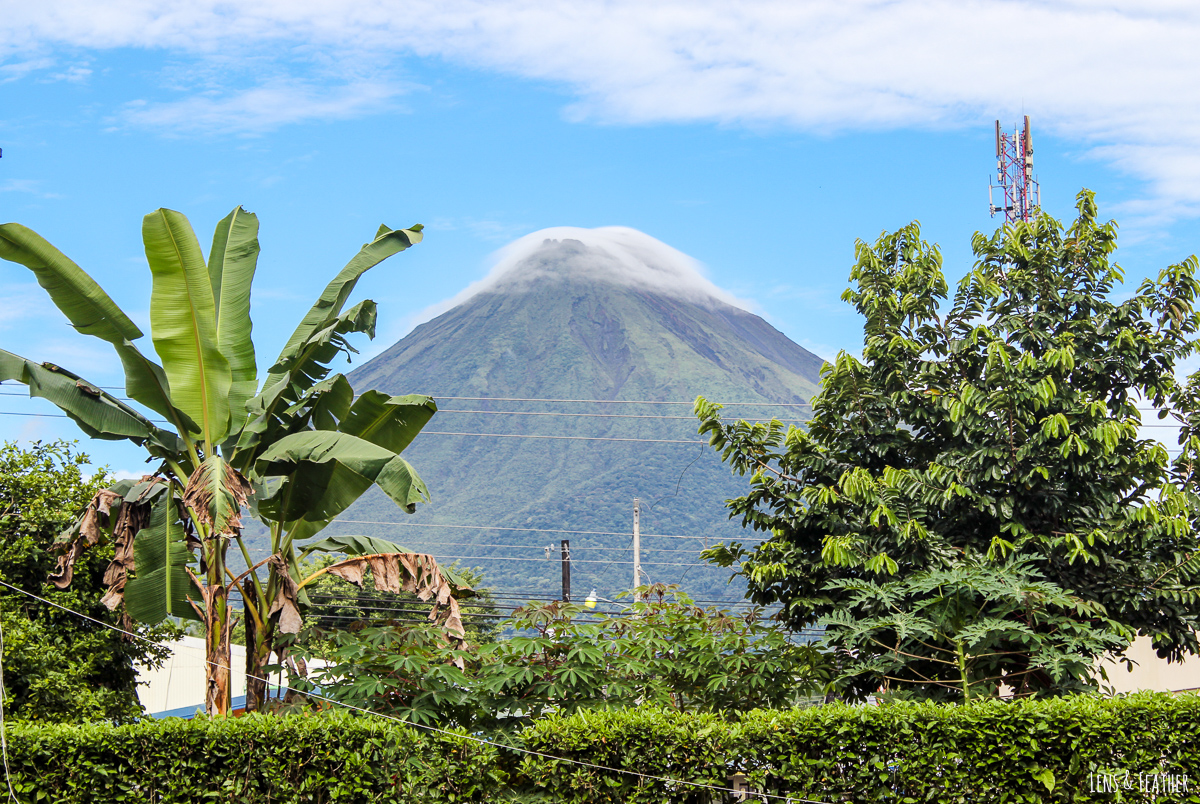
[0,207,467,715]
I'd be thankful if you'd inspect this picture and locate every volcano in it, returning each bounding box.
[335,227,826,600]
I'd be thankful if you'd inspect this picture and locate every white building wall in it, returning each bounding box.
[136,636,248,715]
[136,636,325,715]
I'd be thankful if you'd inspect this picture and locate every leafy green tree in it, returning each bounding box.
[0,440,174,722]
[698,190,1200,700]
[295,583,828,728]
[0,208,467,715]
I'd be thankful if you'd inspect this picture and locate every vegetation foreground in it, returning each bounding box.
[7,695,1198,803]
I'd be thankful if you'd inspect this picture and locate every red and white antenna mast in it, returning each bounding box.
[989,115,1040,223]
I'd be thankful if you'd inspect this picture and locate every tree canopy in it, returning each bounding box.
[0,440,174,722]
[699,190,1200,700]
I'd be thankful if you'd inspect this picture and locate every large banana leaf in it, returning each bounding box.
[254,430,429,530]
[0,222,199,439]
[309,374,354,430]
[0,223,143,344]
[143,208,232,444]
[258,300,377,405]
[113,339,199,435]
[264,224,421,389]
[339,391,436,454]
[0,349,181,452]
[235,303,377,463]
[124,493,201,623]
[208,207,260,425]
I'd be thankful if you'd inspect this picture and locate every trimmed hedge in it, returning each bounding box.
[6,713,504,803]
[522,694,1200,803]
[9,693,1200,803]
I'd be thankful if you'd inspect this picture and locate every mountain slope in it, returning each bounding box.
[335,230,825,600]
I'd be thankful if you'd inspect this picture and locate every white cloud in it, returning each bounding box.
[0,283,56,328]
[4,1,1200,213]
[0,179,61,198]
[412,225,757,324]
[425,216,532,243]
[0,56,53,83]
[114,79,404,135]
[48,62,91,82]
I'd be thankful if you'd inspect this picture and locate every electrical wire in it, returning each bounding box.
[420,431,707,444]
[0,392,815,426]
[324,519,768,542]
[0,619,17,803]
[0,579,828,804]
[437,408,807,422]
[362,554,708,567]
[0,384,810,408]
[429,396,811,406]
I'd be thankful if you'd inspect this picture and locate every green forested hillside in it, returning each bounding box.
[303,235,825,601]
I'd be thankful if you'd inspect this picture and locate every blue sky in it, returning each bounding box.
[3,1,1200,474]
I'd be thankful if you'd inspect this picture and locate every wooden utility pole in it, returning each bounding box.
[561,539,571,602]
[632,498,642,599]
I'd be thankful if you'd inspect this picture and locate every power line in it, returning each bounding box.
[404,554,707,567]
[0,409,709,445]
[429,396,811,406]
[420,431,707,444]
[0,384,810,408]
[325,519,768,542]
[437,408,807,422]
[292,540,717,554]
[0,393,813,424]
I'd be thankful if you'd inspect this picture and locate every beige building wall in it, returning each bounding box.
[1098,636,1200,694]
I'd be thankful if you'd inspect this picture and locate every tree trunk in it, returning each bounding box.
[243,612,275,712]
[204,582,232,715]
[202,535,232,717]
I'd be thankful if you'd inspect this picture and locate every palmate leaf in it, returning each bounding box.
[255,431,429,527]
[124,493,201,623]
[143,208,232,443]
[208,207,260,426]
[0,222,143,344]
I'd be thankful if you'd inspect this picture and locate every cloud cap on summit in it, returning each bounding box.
[436,226,752,315]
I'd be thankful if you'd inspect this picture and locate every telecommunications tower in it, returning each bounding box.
[989,115,1040,223]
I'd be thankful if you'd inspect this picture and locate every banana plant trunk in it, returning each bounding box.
[203,587,232,715]
[243,612,275,712]
[203,538,233,716]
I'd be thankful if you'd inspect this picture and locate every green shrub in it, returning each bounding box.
[520,693,1200,803]
[7,713,505,803]
[7,693,1199,803]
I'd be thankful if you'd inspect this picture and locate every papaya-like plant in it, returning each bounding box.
[0,207,467,715]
